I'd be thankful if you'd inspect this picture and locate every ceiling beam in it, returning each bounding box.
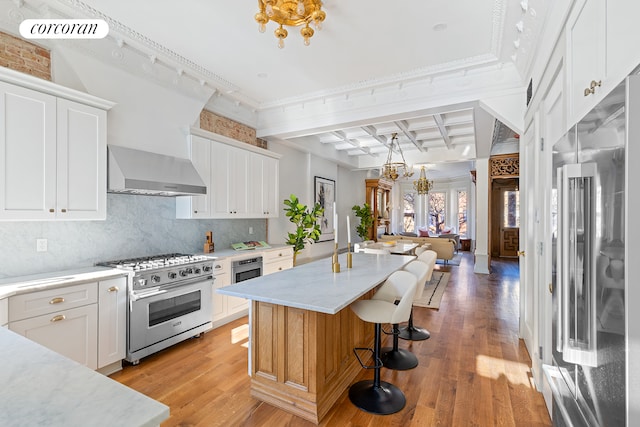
[361,125,392,150]
[433,114,453,149]
[394,120,424,152]
[331,130,371,155]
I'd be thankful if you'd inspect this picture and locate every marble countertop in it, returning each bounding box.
[0,267,129,299]
[202,243,291,260]
[0,327,169,427]
[217,252,414,314]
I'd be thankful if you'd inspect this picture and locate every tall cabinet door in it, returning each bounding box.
[56,99,107,220]
[262,156,279,217]
[98,277,126,368]
[211,142,232,217]
[229,147,249,216]
[189,135,212,218]
[0,82,56,220]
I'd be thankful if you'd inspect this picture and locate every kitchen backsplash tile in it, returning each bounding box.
[0,194,267,278]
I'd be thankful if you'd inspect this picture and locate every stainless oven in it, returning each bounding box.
[98,254,214,365]
[232,256,263,283]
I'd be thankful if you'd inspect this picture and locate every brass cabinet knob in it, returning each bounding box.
[50,314,66,322]
[517,251,525,257]
[584,79,602,96]
[108,286,119,292]
[49,297,65,304]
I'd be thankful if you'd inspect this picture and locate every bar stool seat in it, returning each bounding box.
[349,270,417,415]
[377,260,429,370]
[398,250,437,341]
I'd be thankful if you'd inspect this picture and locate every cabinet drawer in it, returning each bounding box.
[264,258,293,276]
[262,247,293,263]
[212,258,230,275]
[9,282,98,322]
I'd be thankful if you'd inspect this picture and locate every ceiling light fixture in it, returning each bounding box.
[413,166,432,195]
[255,0,326,49]
[381,133,414,181]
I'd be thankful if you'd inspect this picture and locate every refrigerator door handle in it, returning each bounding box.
[560,163,598,367]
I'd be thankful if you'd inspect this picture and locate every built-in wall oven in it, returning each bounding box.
[98,254,214,365]
[231,256,263,283]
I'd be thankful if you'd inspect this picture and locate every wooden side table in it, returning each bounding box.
[460,238,471,251]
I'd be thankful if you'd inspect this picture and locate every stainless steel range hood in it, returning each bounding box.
[108,145,207,196]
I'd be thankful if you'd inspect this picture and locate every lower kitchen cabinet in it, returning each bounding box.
[10,304,98,370]
[97,277,126,372]
[263,246,294,275]
[7,275,127,373]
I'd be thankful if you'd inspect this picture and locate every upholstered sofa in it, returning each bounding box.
[379,234,456,261]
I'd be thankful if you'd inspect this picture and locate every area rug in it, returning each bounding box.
[436,253,462,266]
[412,271,450,309]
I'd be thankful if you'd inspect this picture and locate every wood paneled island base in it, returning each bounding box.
[217,253,414,424]
[250,297,375,424]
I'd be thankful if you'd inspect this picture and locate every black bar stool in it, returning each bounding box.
[349,270,417,415]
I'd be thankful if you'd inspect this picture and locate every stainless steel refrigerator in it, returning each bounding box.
[544,75,635,426]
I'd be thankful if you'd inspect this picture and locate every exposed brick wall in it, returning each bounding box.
[200,110,267,149]
[0,32,51,80]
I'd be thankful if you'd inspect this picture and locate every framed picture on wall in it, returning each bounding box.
[314,176,335,242]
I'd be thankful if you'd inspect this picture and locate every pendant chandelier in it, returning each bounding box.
[255,0,326,49]
[413,166,432,195]
[381,133,414,181]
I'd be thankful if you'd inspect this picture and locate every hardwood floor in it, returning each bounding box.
[110,253,552,426]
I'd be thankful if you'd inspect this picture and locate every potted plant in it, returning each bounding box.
[283,194,324,265]
[352,203,374,241]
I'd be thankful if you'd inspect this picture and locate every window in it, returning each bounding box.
[503,190,520,227]
[457,190,468,237]
[403,191,416,233]
[428,192,446,234]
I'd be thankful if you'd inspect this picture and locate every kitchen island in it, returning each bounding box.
[217,252,413,424]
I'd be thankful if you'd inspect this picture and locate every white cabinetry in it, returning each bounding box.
[97,277,126,372]
[9,283,99,369]
[0,71,112,221]
[210,257,249,327]
[176,128,281,219]
[263,246,294,275]
[212,258,230,325]
[566,0,640,125]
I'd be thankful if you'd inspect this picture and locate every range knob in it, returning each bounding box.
[168,271,177,279]
[151,275,161,284]
[136,278,147,287]
[194,267,202,274]
[179,269,188,277]
[203,265,212,272]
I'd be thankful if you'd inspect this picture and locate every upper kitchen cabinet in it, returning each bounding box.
[176,128,281,219]
[566,0,640,126]
[0,69,114,221]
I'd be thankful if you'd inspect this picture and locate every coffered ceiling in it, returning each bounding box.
[0,0,547,177]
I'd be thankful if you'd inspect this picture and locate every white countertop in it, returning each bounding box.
[202,243,291,260]
[0,327,169,427]
[217,252,414,314]
[0,266,128,299]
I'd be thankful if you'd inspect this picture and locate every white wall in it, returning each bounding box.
[268,140,368,263]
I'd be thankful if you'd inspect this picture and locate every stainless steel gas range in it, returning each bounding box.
[98,253,214,365]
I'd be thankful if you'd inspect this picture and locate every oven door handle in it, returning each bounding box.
[129,289,168,311]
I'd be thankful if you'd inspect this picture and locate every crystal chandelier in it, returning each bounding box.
[413,166,432,194]
[255,0,326,49]
[381,133,414,181]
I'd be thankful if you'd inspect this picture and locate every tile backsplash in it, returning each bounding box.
[0,194,267,278]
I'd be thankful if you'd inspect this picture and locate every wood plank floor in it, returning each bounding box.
[110,253,552,426]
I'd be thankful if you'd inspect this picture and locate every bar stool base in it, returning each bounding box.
[381,347,419,370]
[348,380,406,415]
[398,325,431,341]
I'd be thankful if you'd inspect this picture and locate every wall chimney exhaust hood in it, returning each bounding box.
[108,145,207,196]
